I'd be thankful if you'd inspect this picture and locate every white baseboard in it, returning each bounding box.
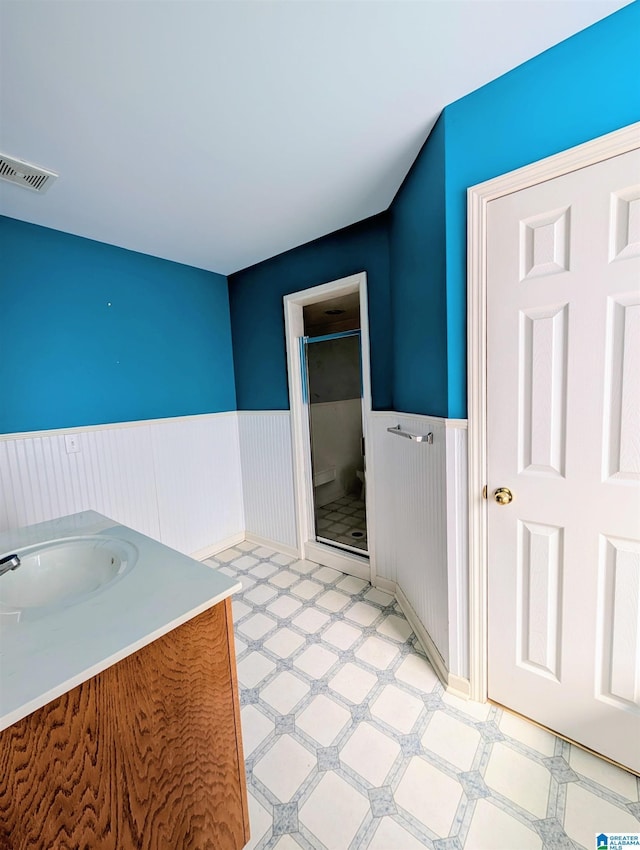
[395,583,448,689]
[373,576,471,699]
[395,583,470,699]
[244,532,301,559]
[395,585,471,699]
[191,532,246,562]
[193,530,301,562]
[447,673,472,700]
[193,530,300,562]
[371,574,396,594]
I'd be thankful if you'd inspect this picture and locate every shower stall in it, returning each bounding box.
[300,329,368,554]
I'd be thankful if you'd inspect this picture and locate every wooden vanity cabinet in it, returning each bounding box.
[0,598,249,850]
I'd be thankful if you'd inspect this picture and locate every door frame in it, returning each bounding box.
[284,271,375,581]
[467,122,640,703]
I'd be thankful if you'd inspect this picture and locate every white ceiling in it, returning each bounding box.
[0,0,630,275]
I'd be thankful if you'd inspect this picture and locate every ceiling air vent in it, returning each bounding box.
[0,153,58,193]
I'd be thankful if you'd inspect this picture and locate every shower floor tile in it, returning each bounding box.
[205,545,639,850]
[315,493,368,551]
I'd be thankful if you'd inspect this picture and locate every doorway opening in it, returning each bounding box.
[284,272,373,581]
[302,300,368,555]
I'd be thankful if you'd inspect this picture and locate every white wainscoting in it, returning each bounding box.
[237,412,298,552]
[0,407,470,685]
[367,413,398,585]
[446,425,469,684]
[378,414,449,667]
[0,424,160,539]
[0,413,245,557]
[149,415,244,555]
[369,412,469,683]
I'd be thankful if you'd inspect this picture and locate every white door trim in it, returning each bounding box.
[284,271,375,581]
[467,121,640,703]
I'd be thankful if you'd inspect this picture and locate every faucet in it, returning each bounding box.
[0,554,20,577]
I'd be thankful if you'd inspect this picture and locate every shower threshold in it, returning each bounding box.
[316,535,369,557]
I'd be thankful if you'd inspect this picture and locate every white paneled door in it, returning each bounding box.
[487,148,640,773]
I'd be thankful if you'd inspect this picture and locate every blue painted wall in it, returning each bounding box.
[230,5,639,417]
[3,5,636,430]
[389,114,447,416]
[0,217,236,433]
[443,1,640,417]
[389,1,640,419]
[229,214,392,411]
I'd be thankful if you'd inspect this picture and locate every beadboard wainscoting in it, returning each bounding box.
[445,424,469,686]
[0,408,469,690]
[238,409,470,690]
[368,413,469,689]
[0,413,245,557]
[236,412,298,554]
[373,413,447,664]
[367,414,399,586]
[149,414,244,556]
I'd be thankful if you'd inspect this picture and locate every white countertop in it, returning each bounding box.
[0,511,240,731]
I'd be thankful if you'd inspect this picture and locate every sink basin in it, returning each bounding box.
[0,536,138,611]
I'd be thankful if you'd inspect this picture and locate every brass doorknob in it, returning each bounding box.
[494,487,513,505]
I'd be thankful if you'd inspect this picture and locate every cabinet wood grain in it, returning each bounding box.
[0,598,249,850]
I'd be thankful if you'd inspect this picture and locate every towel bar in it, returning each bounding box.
[387,425,433,444]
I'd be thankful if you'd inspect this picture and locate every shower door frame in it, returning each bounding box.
[284,271,375,582]
[302,328,367,556]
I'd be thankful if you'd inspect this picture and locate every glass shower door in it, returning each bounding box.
[300,330,368,554]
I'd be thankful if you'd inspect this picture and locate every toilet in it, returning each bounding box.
[355,468,365,501]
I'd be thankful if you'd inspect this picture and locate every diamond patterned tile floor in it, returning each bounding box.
[316,494,368,552]
[205,544,640,850]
